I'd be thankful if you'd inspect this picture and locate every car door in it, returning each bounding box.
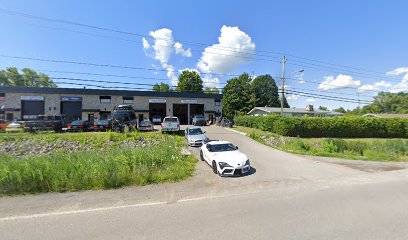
[203,144,212,164]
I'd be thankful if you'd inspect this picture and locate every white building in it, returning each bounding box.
[247,105,344,118]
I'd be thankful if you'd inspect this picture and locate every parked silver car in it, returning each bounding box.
[185,126,208,147]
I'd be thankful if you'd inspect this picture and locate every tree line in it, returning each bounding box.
[0,67,56,88]
[155,70,286,118]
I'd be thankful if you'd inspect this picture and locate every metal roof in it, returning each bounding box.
[248,107,332,115]
[0,86,223,100]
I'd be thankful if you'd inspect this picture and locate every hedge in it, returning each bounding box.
[234,115,408,138]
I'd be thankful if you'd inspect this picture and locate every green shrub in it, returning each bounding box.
[234,115,408,138]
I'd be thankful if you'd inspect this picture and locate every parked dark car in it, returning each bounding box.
[138,120,154,131]
[192,115,206,126]
[24,115,67,132]
[93,119,112,131]
[111,105,138,133]
[67,120,92,132]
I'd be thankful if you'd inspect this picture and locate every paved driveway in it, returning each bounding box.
[1,125,408,239]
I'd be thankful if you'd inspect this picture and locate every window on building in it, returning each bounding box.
[123,96,134,104]
[215,100,221,106]
[99,96,111,104]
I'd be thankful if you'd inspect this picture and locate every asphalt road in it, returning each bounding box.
[1,125,408,240]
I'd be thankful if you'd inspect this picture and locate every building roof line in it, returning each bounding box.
[0,86,223,100]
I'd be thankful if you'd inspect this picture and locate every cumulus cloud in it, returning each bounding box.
[387,67,408,93]
[142,38,150,49]
[174,42,192,57]
[287,94,300,100]
[142,28,192,85]
[318,74,360,90]
[197,25,256,73]
[358,81,392,92]
[306,98,316,102]
[202,74,221,89]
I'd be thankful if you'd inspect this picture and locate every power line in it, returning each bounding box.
[286,89,372,104]
[0,7,401,82]
[285,92,372,105]
[0,54,242,77]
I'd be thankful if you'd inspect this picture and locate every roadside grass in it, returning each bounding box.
[0,132,196,195]
[234,126,408,162]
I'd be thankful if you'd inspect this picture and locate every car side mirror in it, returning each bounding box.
[203,131,206,133]
[236,146,239,150]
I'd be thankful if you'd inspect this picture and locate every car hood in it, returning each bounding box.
[210,150,248,166]
[188,134,207,141]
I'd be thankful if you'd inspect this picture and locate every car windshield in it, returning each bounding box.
[188,128,203,135]
[209,143,237,152]
[71,120,85,125]
[164,117,178,122]
[113,112,130,122]
[140,121,151,126]
[194,116,204,120]
[96,120,109,125]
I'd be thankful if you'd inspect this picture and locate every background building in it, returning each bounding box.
[247,105,344,117]
[0,86,222,124]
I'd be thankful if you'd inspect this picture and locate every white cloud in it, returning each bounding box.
[197,25,256,73]
[318,74,360,90]
[142,37,150,49]
[387,67,408,93]
[174,42,192,57]
[387,67,408,77]
[202,74,221,89]
[287,94,300,100]
[306,98,316,102]
[358,81,392,92]
[142,28,192,85]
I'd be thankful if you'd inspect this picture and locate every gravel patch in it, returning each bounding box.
[0,137,160,157]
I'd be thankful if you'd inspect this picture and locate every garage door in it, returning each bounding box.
[173,104,188,124]
[61,101,82,121]
[149,103,166,122]
[21,101,45,120]
[189,104,204,117]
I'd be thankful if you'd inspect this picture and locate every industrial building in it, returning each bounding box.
[0,86,222,124]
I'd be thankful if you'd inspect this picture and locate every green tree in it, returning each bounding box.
[318,106,328,111]
[204,87,220,94]
[361,92,408,114]
[0,67,56,87]
[251,74,280,107]
[333,107,346,113]
[222,73,253,118]
[176,70,203,92]
[281,95,290,108]
[153,82,171,92]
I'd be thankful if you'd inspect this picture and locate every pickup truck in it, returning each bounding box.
[161,116,180,133]
[24,115,67,132]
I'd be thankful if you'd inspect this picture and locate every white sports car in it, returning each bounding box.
[200,140,251,176]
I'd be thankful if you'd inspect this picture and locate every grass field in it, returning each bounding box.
[234,126,408,162]
[0,131,196,195]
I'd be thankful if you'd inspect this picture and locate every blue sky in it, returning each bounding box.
[0,0,407,110]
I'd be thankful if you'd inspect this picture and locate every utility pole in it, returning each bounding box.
[280,56,286,116]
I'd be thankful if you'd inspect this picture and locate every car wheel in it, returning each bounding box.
[212,161,218,174]
[200,150,204,161]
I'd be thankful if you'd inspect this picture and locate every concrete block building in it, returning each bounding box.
[0,86,222,124]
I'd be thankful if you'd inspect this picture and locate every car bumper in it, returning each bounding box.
[188,140,203,146]
[220,164,251,176]
[162,128,179,131]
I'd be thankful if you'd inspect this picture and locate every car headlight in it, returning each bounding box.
[189,139,195,143]
[218,162,232,169]
[245,160,250,166]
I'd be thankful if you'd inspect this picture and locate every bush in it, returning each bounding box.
[234,115,408,138]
